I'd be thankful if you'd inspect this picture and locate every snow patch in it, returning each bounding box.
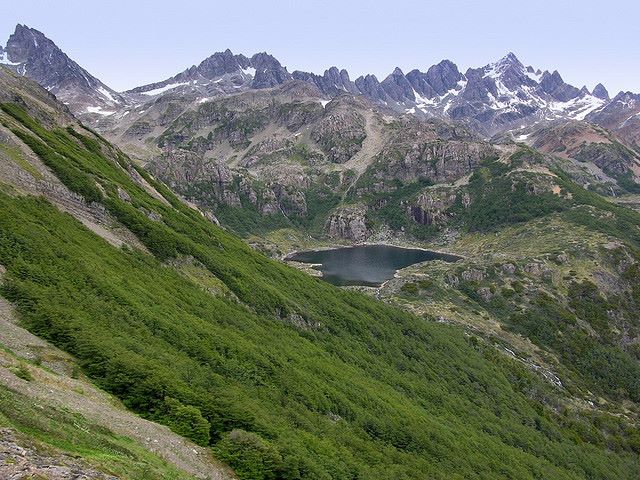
[410,88,439,112]
[141,82,189,96]
[0,51,21,66]
[572,96,606,120]
[548,95,605,120]
[319,99,330,107]
[242,67,256,77]
[86,106,115,116]
[621,112,640,127]
[524,69,542,83]
[97,86,118,104]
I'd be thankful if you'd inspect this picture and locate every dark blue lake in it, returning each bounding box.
[287,244,460,286]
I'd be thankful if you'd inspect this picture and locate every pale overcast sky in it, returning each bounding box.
[2,0,638,94]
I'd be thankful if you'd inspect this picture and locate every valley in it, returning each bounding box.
[0,19,639,480]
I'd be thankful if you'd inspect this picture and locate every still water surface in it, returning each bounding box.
[288,244,460,286]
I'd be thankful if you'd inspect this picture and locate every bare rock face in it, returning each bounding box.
[150,148,310,219]
[311,105,366,164]
[477,287,495,302]
[241,137,296,167]
[529,120,640,190]
[397,140,493,184]
[409,189,465,226]
[461,269,485,282]
[587,91,640,148]
[325,204,368,241]
[592,83,610,101]
[348,119,496,191]
[292,67,359,97]
[538,70,582,103]
[502,263,517,275]
[407,60,464,98]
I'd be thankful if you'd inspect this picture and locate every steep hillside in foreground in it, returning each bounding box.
[0,67,639,479]
[0,295,234,480]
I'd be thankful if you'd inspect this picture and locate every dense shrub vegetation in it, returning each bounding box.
[462,158,566,231]
[0,103,639,479]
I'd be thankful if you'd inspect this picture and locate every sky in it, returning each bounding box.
[1,0,638,94]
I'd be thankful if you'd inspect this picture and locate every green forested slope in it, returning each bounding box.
[0,101,639,479]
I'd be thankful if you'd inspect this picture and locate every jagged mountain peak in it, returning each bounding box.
[3,24,64,68]
[434,58,458,69]
[495,51,523,68]
[127,48,291,94]
[292,66,358,96]
[593,83,610,100]
[2,23,633,140]
[1,23,123,113]
[480,52,527,79]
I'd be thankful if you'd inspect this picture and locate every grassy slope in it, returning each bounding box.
[0,102,639,479]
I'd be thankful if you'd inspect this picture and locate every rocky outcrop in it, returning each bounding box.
[410,189,468,226]
[150,149,310,218]
[587,91,640,151]
[311,105,366,163]
[528,120,640,190]
[0,428,118,479]
[325,204,368,241]
[368,123,495,186]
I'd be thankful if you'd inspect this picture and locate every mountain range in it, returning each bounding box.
[1,21,640,480]
[2,24,639,142]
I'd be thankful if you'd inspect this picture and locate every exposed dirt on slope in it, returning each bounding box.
[1,427,119,480]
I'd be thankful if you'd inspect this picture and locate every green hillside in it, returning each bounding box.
[0,98,639,479]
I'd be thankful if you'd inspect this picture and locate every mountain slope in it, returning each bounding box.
[587,91,640,149]
[1,67,639,479]
[100,80,638,242]
[495,120,640,195]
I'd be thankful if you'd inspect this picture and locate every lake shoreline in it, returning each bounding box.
[283,241,463,262]
[285,244,461,287]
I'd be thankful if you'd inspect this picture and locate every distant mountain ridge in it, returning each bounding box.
[1,23,639,143]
